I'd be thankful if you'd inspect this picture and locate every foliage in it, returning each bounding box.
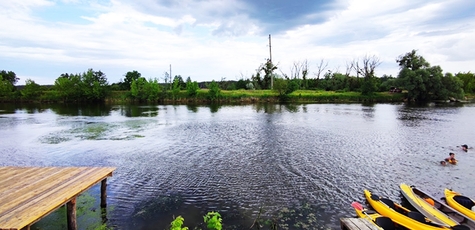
[456,72,475,94]
[172,78,181,100]
[21,79,43,100]
[169,212,222,230]
[253,60,278,89]
[173,75,186,90]
[186,80,199,97]
[54,74,83,101]
[0,70,19,85]
[122,70,141,90]
[235,79,249,90]
[286,79,300,94]
[360,76,378,96]
[207,80,221,100]
[170,216,189,230]
[396,50,463,101]
[146,78,161,101]
[130,77,148,101]
[203,212,222,230]
[130,77,161,102]
[81,69,109,101]
[273,77,288,97]
[0,75,15,97]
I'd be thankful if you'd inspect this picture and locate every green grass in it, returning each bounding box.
[107,89,406,103]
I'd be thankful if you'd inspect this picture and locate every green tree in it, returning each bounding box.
[122,70,141,90]
[396,50,462,101]
[456,72,475,94]
[21,79,43,100]
[439,73,464,100]
[146,78,161,101]
[273,77,288,97]
[207,80,221,100]
[81,69,109,101]
[130,77,148,101]
[186,80,199,97]
[54,74,82,101]
[356,55,381,95]
[173,75,186,90]
[171,78,181,100]
[0,75,15,97]
[0,70,19,85]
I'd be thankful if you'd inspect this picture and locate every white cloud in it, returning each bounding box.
[0,0,473,85]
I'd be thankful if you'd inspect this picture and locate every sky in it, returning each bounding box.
[1,0,474,85]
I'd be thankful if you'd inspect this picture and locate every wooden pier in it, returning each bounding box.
[0,166,116,230]
[340,218,381,230]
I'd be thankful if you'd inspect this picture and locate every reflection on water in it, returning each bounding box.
[1,102,475,229]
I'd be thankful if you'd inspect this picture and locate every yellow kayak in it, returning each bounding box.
[400,183,459,226]
[364,189,469,230]
[445,189,475,221]
[351,201,387,230]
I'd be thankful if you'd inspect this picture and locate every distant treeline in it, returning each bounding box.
[1,50,474,103]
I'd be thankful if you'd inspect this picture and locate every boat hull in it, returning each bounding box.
[400,183,459,226]
[445,189,475,221]
[364,189,452,230]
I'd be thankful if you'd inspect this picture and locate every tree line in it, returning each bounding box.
[0,50,474,103]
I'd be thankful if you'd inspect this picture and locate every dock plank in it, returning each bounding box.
[0,167,115,230]
[340,218,381,230]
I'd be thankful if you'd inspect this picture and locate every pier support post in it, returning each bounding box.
[100,178,107,208]
[67,197,77,230]
[100,178,108,223]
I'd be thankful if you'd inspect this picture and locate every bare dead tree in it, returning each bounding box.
[301,59,309,79]
[290,60,302,79]
[357,55,381,79]
[314,59,328,80]
[345,61,354,77]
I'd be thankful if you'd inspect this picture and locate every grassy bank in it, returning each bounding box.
[107,89,407,104]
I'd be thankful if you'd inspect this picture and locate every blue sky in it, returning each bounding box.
[1,0,474,85]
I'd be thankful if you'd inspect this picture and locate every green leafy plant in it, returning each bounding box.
[203,211,222,230]
[170,216,188,230]
[169,212,222,230]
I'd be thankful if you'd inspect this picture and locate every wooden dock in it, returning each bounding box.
[340,218,381,230]
[0,166,116,230]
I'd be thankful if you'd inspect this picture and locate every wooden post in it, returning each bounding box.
[101,178,108,223]
[67,197,77,230]
[100,178,107,208]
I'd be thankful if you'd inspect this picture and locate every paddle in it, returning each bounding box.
[351,201,373,220]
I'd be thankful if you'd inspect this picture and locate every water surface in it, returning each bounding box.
[1,102,474,229]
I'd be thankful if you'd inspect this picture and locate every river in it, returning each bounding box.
[1,102,474,230]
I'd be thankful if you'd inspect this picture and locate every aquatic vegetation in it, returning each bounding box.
[31,192,113,230]
[169,212,222,230]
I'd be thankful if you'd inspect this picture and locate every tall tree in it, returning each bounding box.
[0,70,19,85]
[81,69,109,101]
[356,55,381,95]
[396,50,463,101]
[21,79,43,100]
[456,72,475,94]
[54,74,82,101]
[207,80,221,101]
[0,75,15,97]
[122,70,141,90]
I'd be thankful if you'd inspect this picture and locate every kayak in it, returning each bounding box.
[400,184,475,229]
[364,189,469,230]
[351,202,389,230]
[445,189,475,221]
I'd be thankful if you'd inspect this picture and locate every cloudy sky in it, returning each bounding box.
[1,0,474,85]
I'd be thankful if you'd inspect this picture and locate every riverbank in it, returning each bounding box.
[106,89,408,104]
